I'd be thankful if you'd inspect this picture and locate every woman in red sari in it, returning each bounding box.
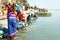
[19,11,25,21]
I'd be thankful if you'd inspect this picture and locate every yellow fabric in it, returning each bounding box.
[2,8,5,13]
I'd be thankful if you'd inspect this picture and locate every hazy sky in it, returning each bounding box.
[28,0,60,9]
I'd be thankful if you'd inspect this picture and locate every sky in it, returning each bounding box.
[28,0,60,9]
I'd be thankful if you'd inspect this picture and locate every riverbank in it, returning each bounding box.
[0,9,51,27]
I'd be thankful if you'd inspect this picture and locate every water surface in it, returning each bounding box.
[0,9,60,40]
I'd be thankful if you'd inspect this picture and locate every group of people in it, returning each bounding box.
[0,2,37,40]
[1,2,26,40]
[27,11,37,25]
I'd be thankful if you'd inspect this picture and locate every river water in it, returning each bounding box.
[0,9,60,40]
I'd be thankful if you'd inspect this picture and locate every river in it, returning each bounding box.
[0,9,60,40]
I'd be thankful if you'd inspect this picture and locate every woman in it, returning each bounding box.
[4,4,17,40]
[27,15,31,25]
[8,9,17,40]
[19,11,25,21]
[16,4,21,21]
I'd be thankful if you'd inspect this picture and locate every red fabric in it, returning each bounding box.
[5,5,12,18]
[6,5,17,18]
[13,12,17,18]
[19,12,25,21]
[9,34,16,38]
[25,5,28,10]
[4,33,16,39]
[7,5,11,12]
[9,12,17,18]
[17,11,21,16]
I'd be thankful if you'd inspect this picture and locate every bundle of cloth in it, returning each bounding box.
[0,23,8,39]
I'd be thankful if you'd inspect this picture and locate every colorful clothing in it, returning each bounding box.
[16,5,21,11]
[16,4,21,21]
[8,11,17,37]
[19,12,25,21]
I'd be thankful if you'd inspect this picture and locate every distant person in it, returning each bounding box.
[27,15,31,25]
[16,4,22,21]
[19,11,25,21]
[34,14,37,20]
[23,4,28,10]
[2,7,5,16]
[17,20,26,32]
[5,3,12,18]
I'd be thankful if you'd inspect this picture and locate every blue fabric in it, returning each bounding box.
[17,22,24,29]
[0,30,4,38]
[16,5,21,11]
[8,11,17,36]
[7,11,14,18]
[0,30,4,34]
[8,18,17,36]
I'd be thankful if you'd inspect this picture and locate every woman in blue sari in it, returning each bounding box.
[4,4,17,40]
